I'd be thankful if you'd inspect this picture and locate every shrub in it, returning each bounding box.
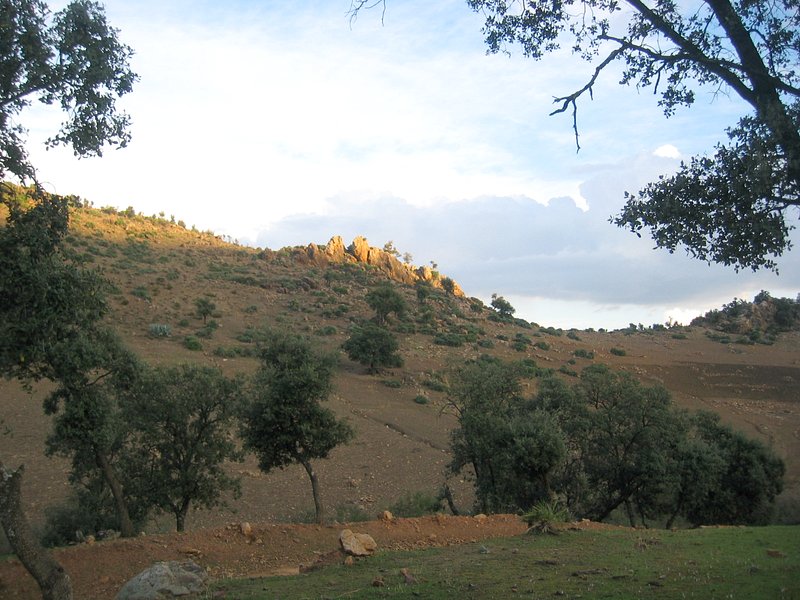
[422,377,447,392]
[389,491,442,518]
[434,332,464,347]
[566,330,581,341]
[535,341,551,351]
[477,338,495,348]
[148,323,171,338]
[317,325,337,336]
[523,500,571,535]
[177,318,190,328]
[671,332,688,339]
[381,379,402,388]
[512,341,528,352]
[413,394,429,405]
[183,336,202,351]
[243,304,258,314]
[610,347,627,356]
[131,286,150,301]
[573,348,594,359]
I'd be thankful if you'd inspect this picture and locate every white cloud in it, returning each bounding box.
[653,144,681,159]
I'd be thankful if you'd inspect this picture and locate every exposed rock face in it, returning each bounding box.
[303,235,464,296]
[115,560,207,600]
[324,236,347,261]
[339,529,377,557]
[348,236,370,263]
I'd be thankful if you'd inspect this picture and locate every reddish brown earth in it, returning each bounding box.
[0,514,529,599]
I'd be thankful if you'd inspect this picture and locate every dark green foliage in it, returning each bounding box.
[440,277,455,296]
[240,331,354,524]
[183,335,202,351]
[381,379,402,388]
[366,283,407,325]
[465,0,799,270]
[122,364,244,532]
[573,349,594,359]
[566,331,581,341]
[610,347,626,356]
[433,332,464,347]
[0,190,108,384]
[535,341,550,351]
[0,0,137,182]
[342,322,403,374]
[448,359,785,526]
[490,293,515,318]
[413,394,429,405]
[194,297,216,323]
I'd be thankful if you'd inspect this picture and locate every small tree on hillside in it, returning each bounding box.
[343,322,403,374]
[415,279,433,305]
[365,283,406,326]
[490,293,515,318]
[240,331,354,524]
[441,277,455,296]
[123,364,244,532]
[194,297,216,323]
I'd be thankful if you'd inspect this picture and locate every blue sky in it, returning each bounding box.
[25,0,800,329]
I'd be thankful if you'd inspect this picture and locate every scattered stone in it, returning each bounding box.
[240,522,253,538]
[767,549,787,558]
[84,535,95,545]
[474,514,487,523]
[115,560,207,600]
[372,576,385,587]
[343,556,355,566]
[379,510,394,522]
[339,529,377,556]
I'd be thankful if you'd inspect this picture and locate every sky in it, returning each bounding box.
[24,0,800,330]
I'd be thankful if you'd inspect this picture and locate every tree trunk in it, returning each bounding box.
[442,483,460,516]
[175,499,191,532]
[300,458,325,525]
[94,449,135,537]
[0,463,73,600]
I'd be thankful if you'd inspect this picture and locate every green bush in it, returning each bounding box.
[131,286,150,301]
[512,340,528,352]
[566,330,581,341]
[535,341,551,351]
[434,332,464,347]
[381,379,402,388]
[609,347,627,356]
[477,339,495,348]
[573,348,594,359]
[422,377,447,392]
[317,325,337,336]
[243,304,258,314]
[413,394,429,405]
[183,336,203,351]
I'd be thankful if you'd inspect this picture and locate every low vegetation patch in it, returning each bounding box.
[212,525,800,599]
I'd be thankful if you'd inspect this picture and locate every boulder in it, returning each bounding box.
[347,236,370,263]
[339,529,377,557]
[324,236,346,261]
[115,560,207,600]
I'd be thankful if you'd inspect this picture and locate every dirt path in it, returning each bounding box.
[0,514,527,599]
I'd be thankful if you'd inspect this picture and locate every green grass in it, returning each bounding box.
[211,525,799,599]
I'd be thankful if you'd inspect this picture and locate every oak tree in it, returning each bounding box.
[240,331,354,524]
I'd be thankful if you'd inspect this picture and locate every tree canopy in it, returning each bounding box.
[352,0,799,270]
[240,331,354,524]
[1,0,137,183]
[446,358,785,526]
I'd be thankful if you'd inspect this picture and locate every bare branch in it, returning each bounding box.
[348,0,386,27]
[550,48,624,151]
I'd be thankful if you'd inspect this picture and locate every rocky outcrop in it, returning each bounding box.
[115,560,207,599]
[303,236,464,296]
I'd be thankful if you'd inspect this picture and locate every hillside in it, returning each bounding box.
[1,202,799,553]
